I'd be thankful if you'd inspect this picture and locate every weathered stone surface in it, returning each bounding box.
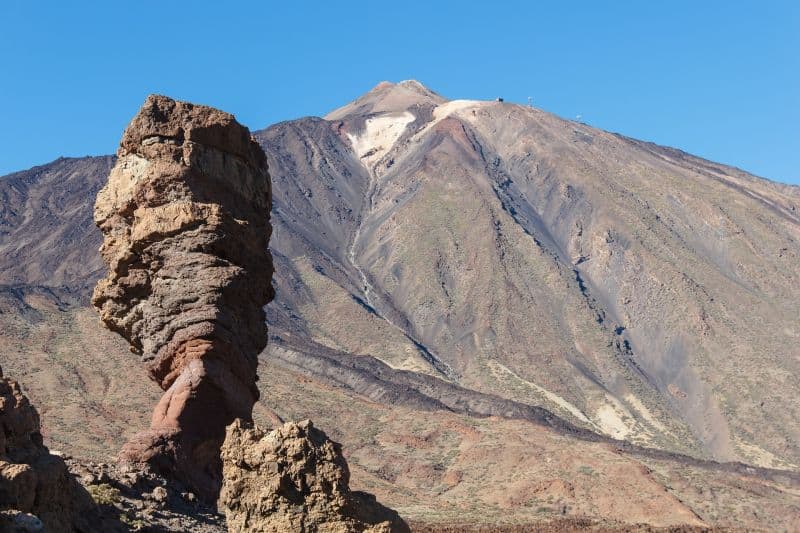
[65,459,227,532]
[0,511,45,533]
[220,419,408,532]
[0,368,86,532]
[92,94,274,500]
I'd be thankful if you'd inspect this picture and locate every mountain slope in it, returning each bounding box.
[0,156,115,298]
[257,80,800,467]
[1,81,800,528]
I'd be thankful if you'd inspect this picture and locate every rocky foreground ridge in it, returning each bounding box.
[0,369,408,532]
[0,364,228,532]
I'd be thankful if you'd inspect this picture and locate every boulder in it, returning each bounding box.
[220,419,408,533]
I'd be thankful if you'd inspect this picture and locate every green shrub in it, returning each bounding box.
[120,513,145,530]
[87,483,120,506]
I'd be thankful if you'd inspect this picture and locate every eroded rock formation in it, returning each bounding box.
[220,419,408,533]
[92,95,274,499]
[0,367,86,531]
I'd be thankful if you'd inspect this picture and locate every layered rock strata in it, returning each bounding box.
[220,419,408,533]
[0,367,85,531]
[92,95,274,499]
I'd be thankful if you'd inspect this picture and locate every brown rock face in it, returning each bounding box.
[0,368,84,531]
[220,419,409,533]
[92,95,274,499]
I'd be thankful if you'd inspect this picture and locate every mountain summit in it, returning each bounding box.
[325,80,446,120]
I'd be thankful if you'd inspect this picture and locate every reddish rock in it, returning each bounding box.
[92,95,274,500]
[0,367,86,531]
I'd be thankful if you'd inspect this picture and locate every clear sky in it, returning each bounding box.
[1,1,798,183]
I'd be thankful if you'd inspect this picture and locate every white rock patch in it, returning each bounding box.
[432,99,485,121]
[488,360,592,424]
[347,111,415,170]
[624,393,667,432]
[411,99,486,142]
[595,398,633,440]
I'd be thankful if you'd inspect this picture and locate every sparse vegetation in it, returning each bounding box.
[87,483,121,506]
[120,513,146,530]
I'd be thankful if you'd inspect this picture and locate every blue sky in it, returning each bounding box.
[1,1,798,183]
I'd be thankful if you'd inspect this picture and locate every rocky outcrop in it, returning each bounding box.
[64,458,227,532]
[0,367,86,531]
[92,95,274,500]
[220,419,408,533]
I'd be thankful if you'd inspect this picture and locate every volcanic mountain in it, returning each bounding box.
[2,81,800,529]
[265,79,800,466]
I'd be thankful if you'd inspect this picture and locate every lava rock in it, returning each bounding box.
[92,95,274,501]
[220,419,408,532]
